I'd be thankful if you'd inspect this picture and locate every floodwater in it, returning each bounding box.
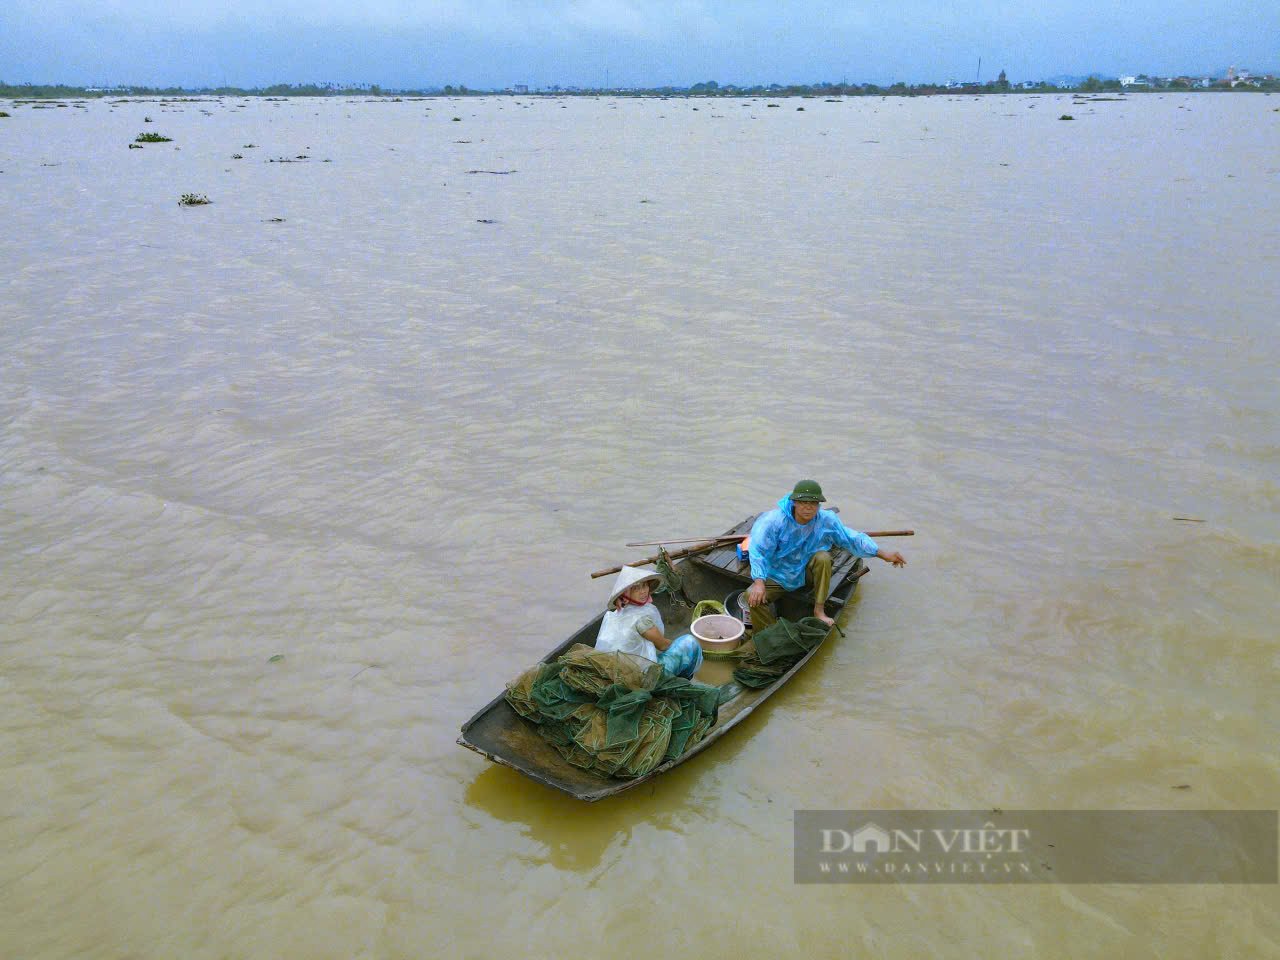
[1,91,1277,958]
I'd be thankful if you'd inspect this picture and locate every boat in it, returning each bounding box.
[457,513,869,801]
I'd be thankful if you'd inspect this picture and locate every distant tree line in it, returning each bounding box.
[0,81,412,98]
[2,74,1276,100]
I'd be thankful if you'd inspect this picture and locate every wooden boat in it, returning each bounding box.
[457,513,869,801]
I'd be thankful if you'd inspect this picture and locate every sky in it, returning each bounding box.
[2,0,1275,89]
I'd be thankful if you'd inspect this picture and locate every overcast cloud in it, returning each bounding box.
[2,0,1274,88]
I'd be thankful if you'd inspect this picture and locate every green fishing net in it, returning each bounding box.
[558,642,662,696]
[504,644,731,779]
[732,617,830,688]
[654,547,691,607]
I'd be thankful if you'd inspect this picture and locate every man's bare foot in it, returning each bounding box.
[813,610,835,627]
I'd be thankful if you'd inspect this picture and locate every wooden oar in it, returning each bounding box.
[625,529,915,547]
[594,529,916,578]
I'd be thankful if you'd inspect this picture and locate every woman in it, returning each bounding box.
[595,566,703,679]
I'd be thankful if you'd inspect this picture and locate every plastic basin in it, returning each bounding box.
[691,614,745,652]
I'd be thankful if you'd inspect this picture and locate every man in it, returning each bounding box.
[745,480,907,629]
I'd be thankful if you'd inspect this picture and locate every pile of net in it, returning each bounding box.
[505,644,731,779]
[732,616,830,688]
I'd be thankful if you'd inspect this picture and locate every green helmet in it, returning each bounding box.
[791,479,826,502]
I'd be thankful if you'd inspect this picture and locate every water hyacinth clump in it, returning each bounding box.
[135,132,173,142]
[178,193,211,206]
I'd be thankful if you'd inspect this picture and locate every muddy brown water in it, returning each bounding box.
[2,92,1277,958]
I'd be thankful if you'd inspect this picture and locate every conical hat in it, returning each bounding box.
[607,565,663,605]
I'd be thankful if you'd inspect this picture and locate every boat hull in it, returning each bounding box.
[458,522,867,801]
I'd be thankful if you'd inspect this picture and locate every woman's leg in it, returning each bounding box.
[658,634,704,678]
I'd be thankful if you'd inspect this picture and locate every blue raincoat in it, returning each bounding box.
[747,495,880,590]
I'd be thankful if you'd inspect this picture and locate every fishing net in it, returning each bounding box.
[504,644,730,779]
[653,547,691,607]
[558,643,663,696]
[655,673,726,755]
[732,617,830,688]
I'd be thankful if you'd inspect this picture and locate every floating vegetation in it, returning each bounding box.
[1059,114,1074,120]
[264,217,285,223]
[0,111,10,118]
[128,143,143,149]
[267,155,309,162]
[178,193,211,206]
[135,132,172,142]
[466,169,516,175]
[476,218,497,224]
[231,153,243,159]
[451,116,462,121]
[242,143,258,148]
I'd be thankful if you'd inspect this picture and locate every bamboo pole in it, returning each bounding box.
[590,539,727,579]
[623,535,741,547]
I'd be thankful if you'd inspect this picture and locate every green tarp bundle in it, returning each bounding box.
[505,643,731,779]
[732,616,830,688]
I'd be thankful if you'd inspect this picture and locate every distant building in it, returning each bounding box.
[513,84,528,94]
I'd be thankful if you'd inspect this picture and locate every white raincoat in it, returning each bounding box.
[594,566,666,663]
[595,602,665,663]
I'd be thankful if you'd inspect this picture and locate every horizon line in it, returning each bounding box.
[5,68,1277,96]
